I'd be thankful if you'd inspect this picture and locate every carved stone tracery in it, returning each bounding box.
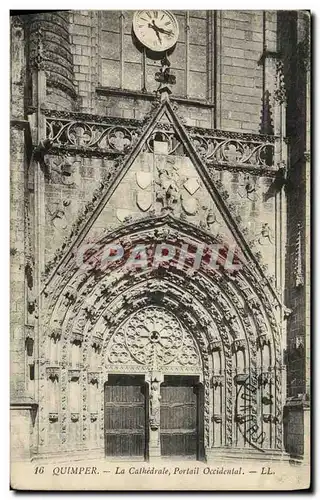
[106,306,201,371]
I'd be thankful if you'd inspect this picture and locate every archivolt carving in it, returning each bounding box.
[40,217,283,453]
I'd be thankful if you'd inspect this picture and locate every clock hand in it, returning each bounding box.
[155,29,162,43]
[156,26,174,36]
[148,22,162,43]
[151,20,173,36]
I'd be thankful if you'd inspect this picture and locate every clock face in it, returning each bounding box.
[133,11,179,53]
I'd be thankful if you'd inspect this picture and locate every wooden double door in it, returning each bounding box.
[104,375,203,459]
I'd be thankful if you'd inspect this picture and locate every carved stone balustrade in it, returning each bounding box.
[44,110,278,173]
[45,112,141,157]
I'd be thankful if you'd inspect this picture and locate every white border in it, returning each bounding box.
[2,4,316,498]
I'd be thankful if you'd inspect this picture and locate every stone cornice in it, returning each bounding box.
[96,86,215,108]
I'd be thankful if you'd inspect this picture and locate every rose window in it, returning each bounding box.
[107,306,201,368]
[125,307,183,365]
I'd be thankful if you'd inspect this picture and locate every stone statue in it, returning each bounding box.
[156,163,180,211]
[257,223,274,245]
[149,379,161,430]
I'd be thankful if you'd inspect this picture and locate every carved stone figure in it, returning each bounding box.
[149,378,161,430]
[257,223,274,245]
[238,174,259,201]
[156,166,180,211]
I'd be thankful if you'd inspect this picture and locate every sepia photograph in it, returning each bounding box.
[9,8,311,491]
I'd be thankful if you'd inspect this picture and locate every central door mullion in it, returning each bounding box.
[145,372,164,460]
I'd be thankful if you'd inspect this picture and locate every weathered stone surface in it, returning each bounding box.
[10,10,310,470]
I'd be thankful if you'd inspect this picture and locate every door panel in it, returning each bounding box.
[160,376,199,458]
[104,375,146,457]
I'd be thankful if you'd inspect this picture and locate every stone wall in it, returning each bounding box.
[278,10,310,460]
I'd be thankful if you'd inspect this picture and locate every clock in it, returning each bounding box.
[133,10,179,53]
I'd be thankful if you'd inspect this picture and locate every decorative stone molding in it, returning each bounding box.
[263,414,278,424]
[213,414,223,424]
[212,375,224,388]
[25,325,35,341]
[232,339,246,353]
[90,412,98,423]
[63,290,77,306]
[46,367,59,381]
[191,132,275,170]
[70,332,83,345]
[68,369,80,382]
[29,24,44,70]
[234,373,249,386]
[44,109,276,171]
[46,118,140,155]
[294,223,304,288]
[88,372,99,385]
[258,371,274,387]
[208,340,222,352]
[274,60,287,105]
[48,327,61,342]
[257,333,270,350]
[92,337,102,351]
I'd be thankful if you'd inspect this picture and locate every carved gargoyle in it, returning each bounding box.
[263,161,292,200]
[33,139,53,179]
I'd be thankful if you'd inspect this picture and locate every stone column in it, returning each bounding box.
[145,372,163,461]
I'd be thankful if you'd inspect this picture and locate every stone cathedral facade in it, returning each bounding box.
[10,10,310,463]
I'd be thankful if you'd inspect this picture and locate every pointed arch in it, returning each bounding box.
[39,215,283,455]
